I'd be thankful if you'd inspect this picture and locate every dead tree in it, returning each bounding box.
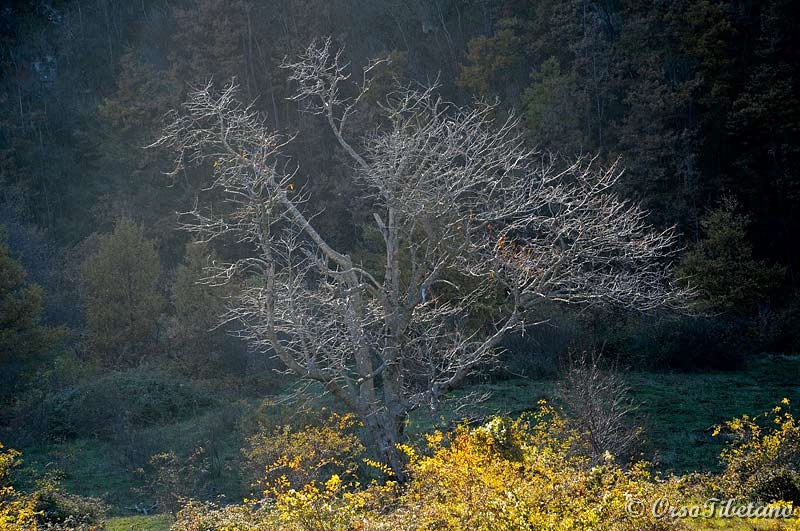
[153,39,687,478]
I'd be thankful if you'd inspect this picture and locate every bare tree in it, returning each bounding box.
[557,351,642,462]
[153,39,687,478]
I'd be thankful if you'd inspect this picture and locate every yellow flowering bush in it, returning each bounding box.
[714,399,800,503]
[0,442,38,531]
[172,402,800,530]
[243,410,365,494]
[241,403,687,531]
[270,473,393,531]
[384,403,686,531]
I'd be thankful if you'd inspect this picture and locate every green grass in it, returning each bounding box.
[631,355,800,473]
[8,354,799,517]
[14,403,251,514]
[410,354,800,475]
[105,514,173,531]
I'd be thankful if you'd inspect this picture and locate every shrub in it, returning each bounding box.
[43,367,216,440]
[172,501,270,531]
[227,403,688,531]
[714,399,800,503]
[496,302,595,379]
[390,405,683,531]
[1,442,107,531]
[772,296,800,352]
[174,403,800,530]
[137,448,213,515]
[622,314,746,371]
[749,468,800,506]
[242,410,365,494]
[556,352,643,462]
[0,442,38,531]
[31,474,107,528]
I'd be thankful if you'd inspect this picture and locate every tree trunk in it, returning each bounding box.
[366,407,409,482]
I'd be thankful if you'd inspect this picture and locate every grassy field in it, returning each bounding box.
[8,354,799,520]
[410,354,800,474]
[105,514,173,531]
[630,355,800,473]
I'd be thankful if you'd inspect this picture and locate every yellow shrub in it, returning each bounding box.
[0,442,38,531]
[261,403,688,531]
[243,410,365,495]
[714,399,800,503]
[390,403,685,531]
[169,402,800,530]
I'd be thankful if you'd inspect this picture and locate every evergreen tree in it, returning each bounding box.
[678,199,785,314]
[81,220,164,365]
[169,242,232,377]
[0,225,61,364]
[522,56,584,153]
[0,225,63,402]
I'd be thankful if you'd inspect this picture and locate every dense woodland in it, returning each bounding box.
[1,1,800,530]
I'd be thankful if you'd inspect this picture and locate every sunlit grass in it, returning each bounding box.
[105,514,173,531]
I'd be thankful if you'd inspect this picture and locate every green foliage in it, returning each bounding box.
[715,399,800,504]
[98,48,178,139]
[94,48,181,237]
[522,56,584,152]
[81,220,164,365]
[169,0,246,86]
[0,225,63,366]
[168,242,234,378]
[678,199,785,314]
[43,367,216,440]
[138,448,215,515]
[619,314,746,371]
[457,18,527,98]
